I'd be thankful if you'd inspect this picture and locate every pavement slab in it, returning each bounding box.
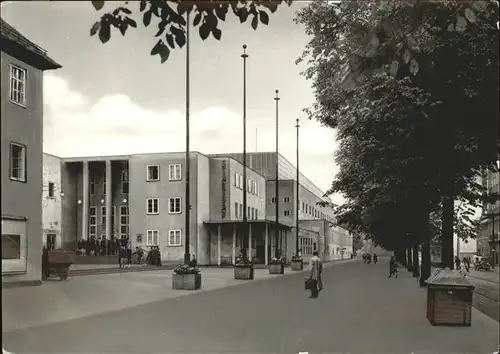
[3,258,498,353]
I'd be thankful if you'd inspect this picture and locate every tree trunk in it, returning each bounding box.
[420,235,431,287]
[441,197,454,269]
[412,246,420,277]
[406,247,413,272]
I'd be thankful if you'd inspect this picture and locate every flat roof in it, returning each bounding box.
[204,219,292,229]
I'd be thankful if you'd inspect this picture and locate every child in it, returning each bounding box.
[389,256,398,278]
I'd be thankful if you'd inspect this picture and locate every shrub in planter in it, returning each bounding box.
[172,265,202,290]
[234,250,254,280]
[268,257,285,274]
[291,255,304,271]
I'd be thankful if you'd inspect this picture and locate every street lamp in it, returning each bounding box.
[184,8,192,265]
[274,89,280,258]
[295,118,300,259]
[241,44,249,257]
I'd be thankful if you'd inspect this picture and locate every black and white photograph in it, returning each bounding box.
[1,1,499,353]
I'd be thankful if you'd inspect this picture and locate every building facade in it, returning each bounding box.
[42,153,63,249]
[1,19,62,284]
[49,151,352,265]
[477,167,500,266]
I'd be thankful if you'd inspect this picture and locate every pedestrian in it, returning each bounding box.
[307,250,323,298]
[463,256,470,272]
[388,255,398,278]
[126,239,132,268]
[454,256,461,271]
[373,253,378,264]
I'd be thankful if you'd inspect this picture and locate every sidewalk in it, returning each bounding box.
[2,259,357,332]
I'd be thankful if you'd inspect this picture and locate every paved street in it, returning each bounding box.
[466,270,499,323]
[3,258,499,353]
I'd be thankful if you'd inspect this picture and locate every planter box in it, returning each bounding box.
[291,260,304,271]
[425,269,474,326]
[172,273,202,290]
[234,265,254,280]
[269,263,285,274]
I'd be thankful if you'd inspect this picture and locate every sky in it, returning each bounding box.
[1,1,343,204]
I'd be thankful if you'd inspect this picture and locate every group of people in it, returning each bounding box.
[77,237,125,256]
[363,253,378,264]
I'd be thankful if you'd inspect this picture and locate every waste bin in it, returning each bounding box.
[425,268,475,326]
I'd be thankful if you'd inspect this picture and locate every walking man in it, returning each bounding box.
[307,251,323,298]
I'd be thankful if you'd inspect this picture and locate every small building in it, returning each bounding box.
[1,19,62,285]
[42,153,63,249]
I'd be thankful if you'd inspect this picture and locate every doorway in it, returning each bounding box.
[46,233,56,250]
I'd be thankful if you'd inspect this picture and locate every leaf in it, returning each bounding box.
[403,49,411,64]
[447,23,455,32]
[171,26,186,48]
[166,33,175,48]
[91,1,105,11]
[259,10,269,25]
[455,15,467,33]
[90,21,101,36]
[389,60,399,77]
[239,8,249,23]
[98,21,111,43]
[125,17,137,28]
[193,13,202,26]
[409,58,419,75]
[120,7,132,15]
[119,23,128,36]
[464,8,477,23]
[143,10,152,26]
[150,40,170,63]
[251,15,258,30]
[212,27,222,40]
[199,23,210,40]
[215,5,227,21]
[140,0,147,12]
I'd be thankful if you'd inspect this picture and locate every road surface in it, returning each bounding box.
[3,259,498,353]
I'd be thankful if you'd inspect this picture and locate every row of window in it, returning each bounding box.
[234,203,259,220]
[147,164,181,182]
[89,170,129,195]
[234,172,259,196]
[89,206,129,239]
[269,196,333,220]
[146,197,182,214]
[146,229,182,247]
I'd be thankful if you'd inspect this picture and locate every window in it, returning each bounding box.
[101,206,107,225]
[146,230,159,246]
[169,197,181,214]
[235,202,239,218]
[120,206,129,237]
[254,181,259,196]
[247,206,251,218]
[48,182,55,197]
[9,65,26,106]
[90,175,96,195]
[302,201,305,212]
[111,206,116,233]
[169,164,182,181]
[271,197,276,204]
[103,177,106,195]
[234,172,239,187]
[147,165,160,181]
[2,219,27,274]
[90,225,97,236]
[89,206,97,228]
[9,142,26,182]
[121,170,129,194]
[284,197,291,203]
[247,179,252,193]
[255,209,259,220]
[239,204,243,218]
[284,210,291,216]
[239,174,244,189]
[147,198,159,214]
[168,229,182,246]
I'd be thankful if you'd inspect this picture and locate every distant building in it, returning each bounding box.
[46,151,352,264]
[477,167,500,266]
[1,19,62,285]
[42,153,63,249]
